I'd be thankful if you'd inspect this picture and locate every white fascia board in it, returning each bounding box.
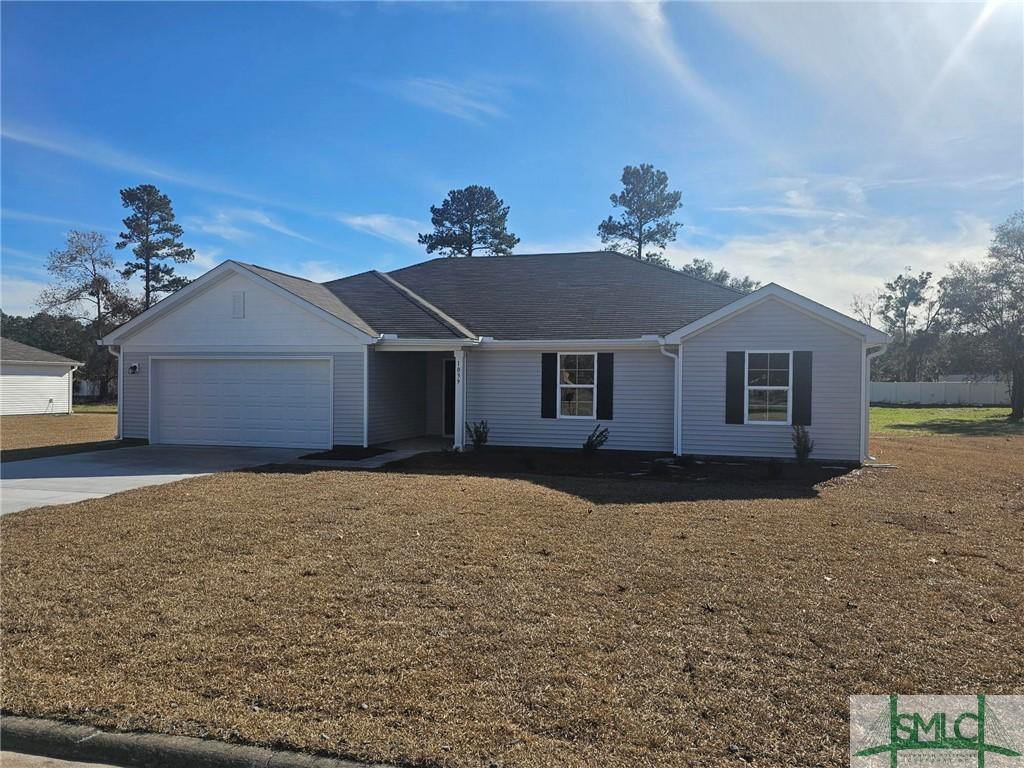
[374,338,479,352]
[101,261,376,345]
[0,360,80,368]
[101,262,239,344]
[476,338,662,350]
[665,284,892,345]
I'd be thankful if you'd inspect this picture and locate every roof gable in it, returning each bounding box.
[664,283,891,344]
[102,262,376,345]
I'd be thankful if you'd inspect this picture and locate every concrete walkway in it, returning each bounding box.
[0,445,306,515]
[1,752,122,767]
[293,437,449,470]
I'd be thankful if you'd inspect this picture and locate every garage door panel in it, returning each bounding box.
[152,358,332,448]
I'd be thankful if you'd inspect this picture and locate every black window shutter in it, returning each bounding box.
[596,353,614,420]
[792,351,812,426]
[541,353,557,418]
[725,351,745,424]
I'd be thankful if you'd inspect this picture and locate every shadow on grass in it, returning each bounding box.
[252,448,855,504]
[884,417,1023,437]
[0,439,133,464]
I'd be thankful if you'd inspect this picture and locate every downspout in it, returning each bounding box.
[861,343,887,462]
[107,345,122,440]
[68,365,78,415]
[659,341,681,456]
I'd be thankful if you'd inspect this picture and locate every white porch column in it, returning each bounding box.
[453,349,466,450]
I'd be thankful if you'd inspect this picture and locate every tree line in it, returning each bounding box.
[2,184,195,400]
[852,210,1023,420]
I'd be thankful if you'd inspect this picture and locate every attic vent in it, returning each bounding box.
[231,291,245,319]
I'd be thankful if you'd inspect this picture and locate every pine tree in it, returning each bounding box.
[116,184,195,307]
[598,164,682,266]
[418,185,520,257]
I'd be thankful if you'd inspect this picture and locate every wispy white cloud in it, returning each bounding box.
[291,260,342,283]
[337,213,424,247]
[382,77,507,123]
[0,275,48,316]
[186,212,252,242]
[227,208,322,245]
[1,208,115,233]
[663,213,993,312]
[188,207,333,250]
[568,2,779,161]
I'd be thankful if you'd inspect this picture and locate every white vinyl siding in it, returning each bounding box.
[367,350,427,444]
[465,348,673,452]
[680,298,862,461]
[0,364,74,415]
[116,272,368,446]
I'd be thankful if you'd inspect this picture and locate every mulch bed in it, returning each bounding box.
[299,446,392,461]
[2,434,1021,767]
[387,446,850,488]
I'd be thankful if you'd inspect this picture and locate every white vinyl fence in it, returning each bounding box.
[871,381,1011,406]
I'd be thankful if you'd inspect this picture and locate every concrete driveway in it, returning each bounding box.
[0,445,306,515]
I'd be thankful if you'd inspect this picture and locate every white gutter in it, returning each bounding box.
[475,337,662,350]
[659,340,682,456]
[861,343,888,462]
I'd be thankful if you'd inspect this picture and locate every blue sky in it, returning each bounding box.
[2,1,1022,315]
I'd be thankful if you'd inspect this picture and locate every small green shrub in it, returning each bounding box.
[465,420,489,451]
[582,424,609,456]
[791,424,815,465]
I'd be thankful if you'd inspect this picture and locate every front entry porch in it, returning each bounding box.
[366,348,467,449]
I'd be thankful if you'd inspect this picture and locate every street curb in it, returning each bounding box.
[1,716,395,768]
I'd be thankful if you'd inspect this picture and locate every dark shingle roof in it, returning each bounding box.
[1,337,82,366]
[323,271,466,340]
[240,251,745,341]
[237,263,377,336]
[385,251,745,339]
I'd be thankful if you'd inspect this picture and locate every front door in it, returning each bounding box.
[443,358,456,436]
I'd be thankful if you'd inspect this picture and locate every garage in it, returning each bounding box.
[150,358,332,449]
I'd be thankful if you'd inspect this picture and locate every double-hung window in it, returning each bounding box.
[558,353,596,418]
[745,351,791,423]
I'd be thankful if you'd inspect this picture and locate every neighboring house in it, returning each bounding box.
[101,252,890,462]
[0,337,81,416]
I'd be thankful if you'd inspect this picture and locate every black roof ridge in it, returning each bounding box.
[236,261,320,283]
[391,250,749,298]
[368,270,477,340]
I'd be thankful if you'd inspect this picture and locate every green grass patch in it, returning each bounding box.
[73,402,117,414]
[871,405,1022,436]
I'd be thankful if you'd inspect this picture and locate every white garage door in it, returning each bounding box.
[151,358,332,448]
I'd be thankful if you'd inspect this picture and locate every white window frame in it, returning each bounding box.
[743,350,792,425]
[557,352,597,420]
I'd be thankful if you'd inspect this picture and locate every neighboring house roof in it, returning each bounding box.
[372,251,745,340]
[0,337,81,366]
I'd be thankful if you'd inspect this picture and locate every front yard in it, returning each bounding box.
[2,430,1021,767]
[0,412,118,461]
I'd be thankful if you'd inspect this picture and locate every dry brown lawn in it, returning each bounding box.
[2,434,1022,767]
[1,413,117,457]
